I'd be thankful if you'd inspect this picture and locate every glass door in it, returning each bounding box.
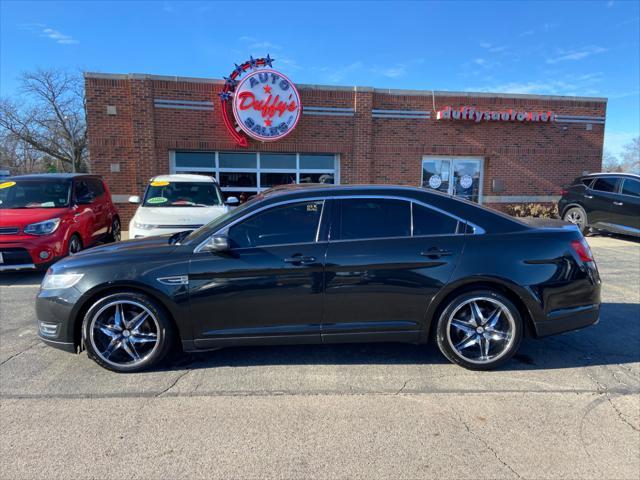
[421,158,451,195]
[422,157,483,203]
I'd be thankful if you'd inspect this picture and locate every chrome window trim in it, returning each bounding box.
[194,194,484,253]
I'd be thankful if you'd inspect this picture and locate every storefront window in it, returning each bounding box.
[175,152,215,169]
[261,153,296,169]
[219,152,257,169]
[300,154,335,170]
[173,151,339,201]
[421,157,483,203]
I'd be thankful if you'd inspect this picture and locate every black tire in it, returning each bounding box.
[82,292,174,373]
[435,290,523,371]
[67,234,83,256]
[107,217,121,243]
[562,206,589,234]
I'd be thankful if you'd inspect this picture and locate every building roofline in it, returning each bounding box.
[83,71,608,103]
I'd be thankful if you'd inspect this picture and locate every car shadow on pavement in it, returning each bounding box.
[161,302,640,372]
[0,271,46,286]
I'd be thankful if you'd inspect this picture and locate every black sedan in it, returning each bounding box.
[36,184,601,372]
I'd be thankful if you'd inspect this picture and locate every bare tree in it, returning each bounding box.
[0,69,88,173]
[601,149,621,172]
[620,136,639,173]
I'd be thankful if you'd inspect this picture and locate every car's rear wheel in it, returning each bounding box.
[563,206,588,233]
[67,234,82,256]
[435,290,523,370]
[83,292,174,373]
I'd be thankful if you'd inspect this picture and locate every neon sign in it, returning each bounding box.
[436,106,556,123]
[219,56,301,146]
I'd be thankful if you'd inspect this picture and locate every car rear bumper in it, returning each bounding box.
[534,304,600,337]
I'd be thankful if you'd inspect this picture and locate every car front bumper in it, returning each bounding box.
[36,285,83,353]
[0,233,66,271]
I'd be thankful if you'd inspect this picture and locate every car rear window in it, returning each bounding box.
[591,177,619,193]
[412,204,458,236]
[580,178,594,187]
[621,179,640,197]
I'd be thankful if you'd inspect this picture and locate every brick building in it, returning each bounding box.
[84,71,606,224]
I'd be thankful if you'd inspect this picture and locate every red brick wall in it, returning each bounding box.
[85,73,606,225]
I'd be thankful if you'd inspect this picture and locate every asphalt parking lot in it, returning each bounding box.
[1,234,638,479]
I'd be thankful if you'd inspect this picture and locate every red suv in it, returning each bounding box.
[0,174,121,271]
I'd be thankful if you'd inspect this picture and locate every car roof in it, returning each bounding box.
[7,173,95,181]
[584,172,640,179]
[260,183,452,200]
[149,174,217,183]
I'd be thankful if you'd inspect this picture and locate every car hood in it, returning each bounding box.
[0,208,68,228]
[133,205,228,226]
[52,235,182,271]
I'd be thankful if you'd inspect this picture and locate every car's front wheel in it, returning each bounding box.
[435,290,523,370]
[67,234,83,256]
[82,292,174,372]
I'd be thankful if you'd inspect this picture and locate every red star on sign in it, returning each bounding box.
[263,85,272,94]
[264,119,272,127]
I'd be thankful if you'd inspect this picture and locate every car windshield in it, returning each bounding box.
[0,179,71,209]
[142,181,223,207]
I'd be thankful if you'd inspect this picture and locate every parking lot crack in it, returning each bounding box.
[155,370,193,397]
[584,369,639,433]
[0,342,41,367]
[395,379,410,395]
[450,406,523,479]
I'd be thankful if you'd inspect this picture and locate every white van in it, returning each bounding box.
[128,174,237,239]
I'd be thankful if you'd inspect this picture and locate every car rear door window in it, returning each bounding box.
[228,200,323,248]
[88,178,104,198]
[591,177,619,193]
[74,180,94,203]
[336,198,411,240]
[621,179,640,197]
[412,204,458,236]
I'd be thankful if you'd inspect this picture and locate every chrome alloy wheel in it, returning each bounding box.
[89,300,160,368]
[68,236,82,255]
[445,297,516,365]
[564,209,585,230]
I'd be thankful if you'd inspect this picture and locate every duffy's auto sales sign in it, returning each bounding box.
[219,56,301,146]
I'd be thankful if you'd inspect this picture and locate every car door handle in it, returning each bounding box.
[420,248,453,258]
[584,194,593,199]
[613,201,624,206]
[284,255,317,265]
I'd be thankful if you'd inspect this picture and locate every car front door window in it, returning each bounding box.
[227,200,324,249]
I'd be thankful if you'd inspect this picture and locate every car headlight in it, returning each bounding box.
[24,218,61,235]
[42,272,84,290]
[133,220,156,230]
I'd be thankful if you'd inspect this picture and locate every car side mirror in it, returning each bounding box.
[129,195,141,204]
[201,235,230,253]
[225,196,240,207]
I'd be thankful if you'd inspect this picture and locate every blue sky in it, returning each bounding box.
[1,0,638,156]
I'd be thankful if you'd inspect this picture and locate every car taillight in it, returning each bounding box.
[571,239,594,263]
[560,188,568,196]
